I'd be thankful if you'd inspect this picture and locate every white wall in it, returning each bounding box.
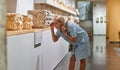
[16,0,34,14]
[93,2,106,35]
[6,0,17,13]
[6,0,34,14]
[64,0,75,8]
[35,0,75,8]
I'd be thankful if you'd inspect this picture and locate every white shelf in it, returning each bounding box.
[35,0,77,15]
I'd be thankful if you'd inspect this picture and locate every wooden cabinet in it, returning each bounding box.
[41,30,68,70]
[7,29,68,70]
[7,33,37,70]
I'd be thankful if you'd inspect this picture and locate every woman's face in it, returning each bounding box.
[54,20,63,29]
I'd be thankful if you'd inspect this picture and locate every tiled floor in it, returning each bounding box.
[106,41,120,70]
[55,35,120,70]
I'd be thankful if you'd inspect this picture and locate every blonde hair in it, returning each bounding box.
[51,15,68,25]
[67,16,74,22]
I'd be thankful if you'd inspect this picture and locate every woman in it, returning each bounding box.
[50,15,90,70]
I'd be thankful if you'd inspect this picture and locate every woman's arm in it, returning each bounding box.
[51,29,59,42]
[61,26,77,43]
[50,23,59,42]
[65,33,77,43]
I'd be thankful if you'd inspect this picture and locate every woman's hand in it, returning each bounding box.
[61,26,67,35]
[50,22,54,30]
[61,26,77,43]
[50,22,60,42]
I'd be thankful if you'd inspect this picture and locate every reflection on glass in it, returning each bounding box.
[93,36,106,68]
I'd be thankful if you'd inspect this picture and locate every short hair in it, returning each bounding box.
[51,15,67,25]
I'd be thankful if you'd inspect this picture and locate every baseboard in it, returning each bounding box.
[93,34,106,36]
[109,41,120,44]
[54,53,69,70]
[88,33,93,35]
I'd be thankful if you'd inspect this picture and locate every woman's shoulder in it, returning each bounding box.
[67,21,76,27]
